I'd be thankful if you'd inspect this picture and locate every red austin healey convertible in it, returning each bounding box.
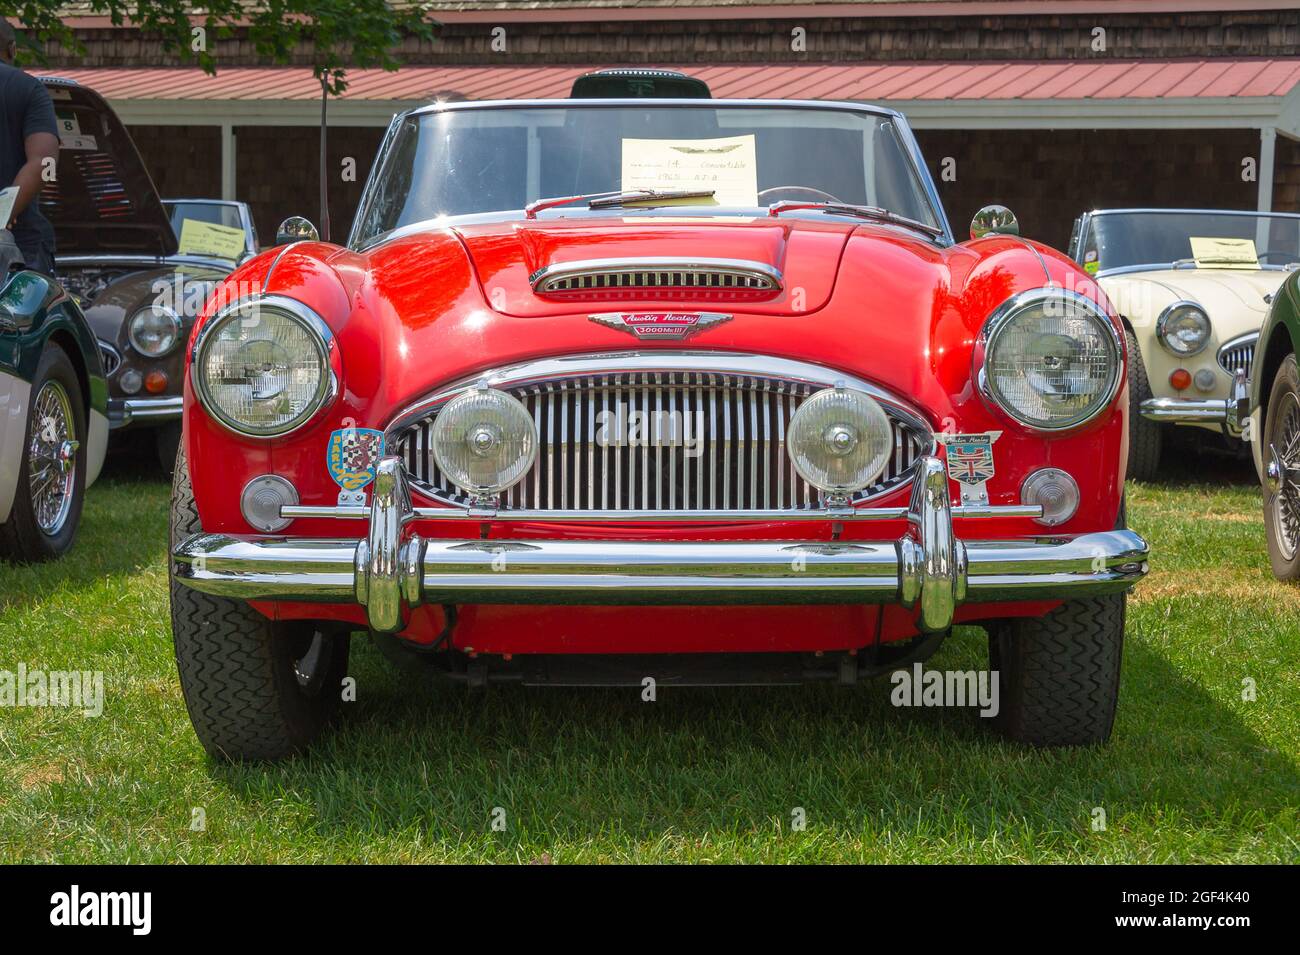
[170,73,1148,760]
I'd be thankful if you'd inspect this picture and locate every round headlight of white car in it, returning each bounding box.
[787,385,893,495]
[128,304,182,356]
[980,288,1122,431]
[432,386,537,497]
[193,297,332,437]
[1156,301,1210,357]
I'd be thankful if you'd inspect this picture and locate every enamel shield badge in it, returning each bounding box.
[327,428,385,494]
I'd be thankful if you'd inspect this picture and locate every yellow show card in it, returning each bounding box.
[620,135,758,206]
[1189,236,1259,269]
[177,219,247,260]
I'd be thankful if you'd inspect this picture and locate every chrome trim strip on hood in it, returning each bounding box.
[529,257,783,293]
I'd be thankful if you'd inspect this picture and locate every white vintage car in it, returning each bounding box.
[1069,208,1300,479]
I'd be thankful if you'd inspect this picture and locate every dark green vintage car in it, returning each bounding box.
[1242,268,1300,578]
[0,266,108,562]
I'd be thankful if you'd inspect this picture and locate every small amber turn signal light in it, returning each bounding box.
[145,370,169,394]
[1169,369,1192,391]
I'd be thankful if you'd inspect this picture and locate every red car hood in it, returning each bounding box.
[450,216,856,316]
[250,222,1073,445]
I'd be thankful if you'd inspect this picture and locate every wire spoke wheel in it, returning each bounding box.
[27,379,78,536]
[1272,390,1300,561]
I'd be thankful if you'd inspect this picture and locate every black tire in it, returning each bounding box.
[169,444,349,761]
[155,421,181,476]
[0,344,87,562]
[1263,354,1300,581]
[988,593,1125,747]
[1125,330,1162,481]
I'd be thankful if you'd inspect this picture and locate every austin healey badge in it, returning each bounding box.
[937,431,1001,504]
[589,311,732,340]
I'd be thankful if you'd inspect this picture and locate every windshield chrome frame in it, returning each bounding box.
[347,98,953,250]
[1073,207,1300,278]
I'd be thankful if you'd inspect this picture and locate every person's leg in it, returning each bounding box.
[14,240,54,275]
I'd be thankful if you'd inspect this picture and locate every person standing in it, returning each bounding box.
[0,18,58,273]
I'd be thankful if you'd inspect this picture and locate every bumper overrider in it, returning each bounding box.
[1140,396,1242,435]
[107,395,184,429]
[172,455,1149,636]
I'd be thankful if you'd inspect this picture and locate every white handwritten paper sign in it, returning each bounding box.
[620,135,758,206]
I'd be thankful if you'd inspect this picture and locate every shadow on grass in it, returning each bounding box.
[209,625,1298,855]
[0,448,170,613]
[1134,435,1256,489]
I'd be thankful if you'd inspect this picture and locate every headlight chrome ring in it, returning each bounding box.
[975,287,1123,432]
[191,294,335,438]
[127,304,182,357]
[1155,300,1211,357]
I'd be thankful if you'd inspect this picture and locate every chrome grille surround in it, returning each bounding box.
[98,341,121,376]
[530,258,782,294]
[388,353,935,513]
[1217,332,1258,377]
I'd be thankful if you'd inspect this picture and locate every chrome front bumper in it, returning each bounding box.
[1140,396,1242,434]
[108,395,184,429]
[172,456,1149,635]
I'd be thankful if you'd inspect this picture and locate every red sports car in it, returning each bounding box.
[169,79,1149,760]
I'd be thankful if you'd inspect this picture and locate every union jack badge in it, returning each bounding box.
[327,427,385,500]
[937,431,1001,493]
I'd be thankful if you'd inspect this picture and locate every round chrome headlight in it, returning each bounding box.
[979,288,1122,431]
[432,386,537,497]
[1156,301,1210,357]
[787,385,892,494]
[128,304,182,356]
[193,297,332,437]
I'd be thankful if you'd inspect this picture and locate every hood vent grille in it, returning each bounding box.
[532,258,781,295]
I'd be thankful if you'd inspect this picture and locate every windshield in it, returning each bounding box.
[164,201,245,234]
[1079,210,1300,274]
[163,201,254,259]
[352,104,941,245]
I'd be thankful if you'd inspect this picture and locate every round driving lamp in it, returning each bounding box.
[1156,302,1210,357]
[786,385,892,495]
[128,304,182,357]
[192,297,333,437]
[979,288,1122,431]
[431,386,537,498]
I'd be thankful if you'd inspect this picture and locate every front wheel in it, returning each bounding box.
[169,444,349,760]
[155,421,181,476]
[987,593,1125,747]
[1125,330,1162,481]
[0,344,87,562]
[1263,353,1300,580]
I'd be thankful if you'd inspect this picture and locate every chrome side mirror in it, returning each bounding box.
[970,205,1019,240]
[275,216,320,246]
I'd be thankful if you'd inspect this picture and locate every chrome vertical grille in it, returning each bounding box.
[1217,334,1257,377]
[395,370,929,512]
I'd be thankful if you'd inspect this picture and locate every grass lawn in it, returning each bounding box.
[1,452,1296,863]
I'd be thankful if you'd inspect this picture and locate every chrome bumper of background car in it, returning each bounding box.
[108,395,184,429]
[1139,396,1242,434]
[171,456,1149,636]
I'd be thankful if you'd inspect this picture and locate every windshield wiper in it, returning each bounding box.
[525,189,717,219]
[766,200,945,238]
[1172,257,1257,269]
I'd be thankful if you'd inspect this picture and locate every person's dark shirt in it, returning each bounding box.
[0,61,57,256]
